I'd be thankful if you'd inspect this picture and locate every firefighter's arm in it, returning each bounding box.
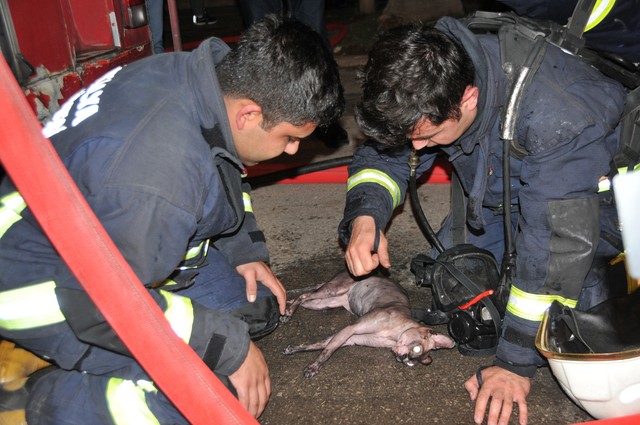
[339,143,435,275]
[214,184,270,267]
[52,187,254,374]
[492,76,620,374]
[339,144,404,247]
[214,185,282,308]
[470,141,603,425]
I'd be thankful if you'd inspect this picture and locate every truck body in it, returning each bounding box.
[1,0,152,121]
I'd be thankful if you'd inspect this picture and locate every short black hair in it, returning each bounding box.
[355,24,474,147]
[216,14,345,130]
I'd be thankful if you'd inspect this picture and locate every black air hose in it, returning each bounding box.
[246,156,354,187]
[408,150,445,253]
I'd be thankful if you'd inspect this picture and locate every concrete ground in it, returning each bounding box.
[171,2,596,424]
[251,185,593,425]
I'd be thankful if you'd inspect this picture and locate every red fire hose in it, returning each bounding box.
[0,56,255,423]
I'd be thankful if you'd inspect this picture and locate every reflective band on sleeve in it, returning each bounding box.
[158,290,194,344]
[598,165,640,192]
[347,169,401,208]
[243,192,253,213]
[181,239,209,264]
[598,178,611,192]
[159,279,178,287]
[0,192,27,238]
[106,378,161,425]
[585,0,616,31]
[506,285,577,322]
[0,281,65,330]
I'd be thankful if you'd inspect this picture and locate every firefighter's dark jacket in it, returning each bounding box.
[339,17,626,376]
[0,38,267,376]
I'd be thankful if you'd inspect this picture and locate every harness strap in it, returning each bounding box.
[437,259,503,339]
[0,56,255,424]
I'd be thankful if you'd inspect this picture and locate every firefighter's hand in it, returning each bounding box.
[465,366,531,425]
[229,341,271,418]
[236,262,286,315]
[345,216,390,276]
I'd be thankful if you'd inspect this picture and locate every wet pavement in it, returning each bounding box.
[170,2,597,424]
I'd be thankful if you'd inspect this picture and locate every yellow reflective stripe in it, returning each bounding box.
[183,240,208,261]
[347,169,401,208]
[0,281,65,330]
[106,378,160,425]
[160,279,178,287]
[585,0,616,31]
[243,192,253,213]
[599,178,611,192]
[506,285,577,322]
[158,290,193,344]
[0,192,27,238]
[598,164,640,192]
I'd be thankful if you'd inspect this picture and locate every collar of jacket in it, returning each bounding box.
[435,17,505,156]
[186,37,244,173]
[186,38,247,235]
[435,17,512,230]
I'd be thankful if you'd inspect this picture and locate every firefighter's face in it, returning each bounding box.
[236,119,316,167]
[408,114,475,150]
[408,85,479,150]
[227,98,317,166]
[236,123,316,167]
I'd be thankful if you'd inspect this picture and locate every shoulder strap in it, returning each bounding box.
[499,27,548,159]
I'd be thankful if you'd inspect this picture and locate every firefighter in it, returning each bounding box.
[0,15,344,424]
[339,17,627,425]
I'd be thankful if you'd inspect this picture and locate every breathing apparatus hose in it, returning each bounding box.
[408,149,446,254]
[407,150,503,352]
[246,155,354,187]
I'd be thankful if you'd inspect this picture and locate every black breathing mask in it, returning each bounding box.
[411,244,503,357]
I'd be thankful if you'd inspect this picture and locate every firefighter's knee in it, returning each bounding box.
[230,295,279,340]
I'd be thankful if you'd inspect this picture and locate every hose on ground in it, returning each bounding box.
[246,155,353,187]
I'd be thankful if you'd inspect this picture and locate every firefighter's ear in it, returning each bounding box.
[235,101,263,130]
[461,85,479,112]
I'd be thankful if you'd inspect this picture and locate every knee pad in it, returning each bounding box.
[229,295,279,340]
